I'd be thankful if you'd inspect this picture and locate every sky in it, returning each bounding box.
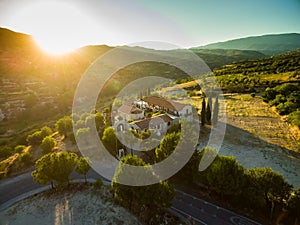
[0,0,299,53]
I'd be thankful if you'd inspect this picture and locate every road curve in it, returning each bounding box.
[0,170,262,225]
[173,190,262,225]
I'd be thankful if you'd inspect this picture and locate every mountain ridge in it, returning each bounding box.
[193,33,300,55]
[0,27,267,70]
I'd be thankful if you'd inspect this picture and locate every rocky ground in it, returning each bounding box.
[0,184,141,225]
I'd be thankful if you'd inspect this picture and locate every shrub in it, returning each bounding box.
[14,145,26,154]
[287,111,300,128]
[276,101,297,115]
[262,87,277,102]
[94,179,103,189]
[26,127,52,146]
[76,128,90,140]
[40,126,52,137]
[0,146,13,158]
[269,94,286,106]
[275,83,299,96]
[19,152,32,166]
[40,136,56,153]
[26,131,43,145]
[74,120,85,129]
[55,116,72,137]
[80,112,90,121]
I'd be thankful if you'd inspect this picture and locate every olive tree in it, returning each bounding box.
[32,151,78,188]
[112,155,175,211]
[76,157,91,183]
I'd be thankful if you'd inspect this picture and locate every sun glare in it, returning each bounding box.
[14,1,98,55]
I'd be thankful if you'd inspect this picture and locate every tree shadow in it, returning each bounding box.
[199,122,300,188]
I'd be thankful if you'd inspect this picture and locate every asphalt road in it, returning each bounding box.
[0,170,262,225]
[172,190,262,225]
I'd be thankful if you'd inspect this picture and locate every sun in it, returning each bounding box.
[34,35,78,55]
[12,1,98,55]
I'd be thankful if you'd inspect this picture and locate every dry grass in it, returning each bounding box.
[260,71,295,82]
[225,93,277,118]
[0,145,44,179]
[0,154,19,178]
[224,94,300,151]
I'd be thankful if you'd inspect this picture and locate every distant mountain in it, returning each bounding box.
[190,48,265,69]
[194,33,300,55]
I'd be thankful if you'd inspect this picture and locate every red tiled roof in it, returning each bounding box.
[118,104,143,114]
[131,114,173,130]
[143,96,186,111]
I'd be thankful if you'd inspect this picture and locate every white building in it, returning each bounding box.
[117,103,144,121]
[130,114,174,135]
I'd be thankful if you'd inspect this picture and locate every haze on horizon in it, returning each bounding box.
[0,0,299,54]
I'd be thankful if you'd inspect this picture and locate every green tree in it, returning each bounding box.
[85,115,93,128]
[26,127,52,146]
[246,167,292,220]
[206,97,212,124]
[206,156,245,198]
[84,112,105,136]
[76,157,91,183]
[0,146,13,158]
[80,112,90,121]
[155,132,180,162]
[32,151,78,188]
[102,127,120,157]
[201,98,206,126]
[26,131,43,145]
[74,119,85,129]
[179,149,201,182]
[121,130,136,155]
[287,187,300,222]
[212,96,219,126]
[14,145,26,154]
[55,116,72,137]
[32,153,55,187]
[75,127,90,143]
[94,112,105,135]
[53,151,78,184]
[40,136,56,153]
[40,126,52,138]
[193,147,219,186]
[94,179,103,189]
[71,113,80,122]
[112,155,175,211]
[19,152,32,166]
[288,110,300,128]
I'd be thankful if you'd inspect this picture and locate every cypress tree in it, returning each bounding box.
[201,98,206,126]
[212,96,219,126]
[206,97,212,125]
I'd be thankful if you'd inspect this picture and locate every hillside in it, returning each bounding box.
[214,49,300,77]
[213,50,300,132]
[0,27,269,121]
[213,49,300,93]
[195,33,300,55]
[0,28,36,51]
[191,48,265,69]
[1,27,299,148]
